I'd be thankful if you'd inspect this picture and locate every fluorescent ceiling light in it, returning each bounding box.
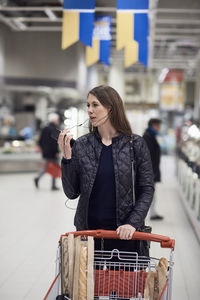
[188,124,200,139]
[158,68,169,83]
[13,19,27,30]
[45,9,57,21]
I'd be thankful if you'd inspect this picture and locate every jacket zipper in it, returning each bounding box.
[112,141,119,227]
[85,141,103,229]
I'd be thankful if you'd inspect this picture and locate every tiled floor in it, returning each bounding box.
[0,155,200,299]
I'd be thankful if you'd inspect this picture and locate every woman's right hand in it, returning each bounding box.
[58,129,73,159]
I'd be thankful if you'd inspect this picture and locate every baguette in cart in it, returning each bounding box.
[44,230,175,300]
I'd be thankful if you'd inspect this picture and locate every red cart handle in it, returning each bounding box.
[61,230,175,249]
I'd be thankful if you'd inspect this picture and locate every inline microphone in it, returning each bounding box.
[89,109,112,124]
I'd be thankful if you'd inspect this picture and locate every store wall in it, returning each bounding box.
[194,61,200,120]
[186,81,195,106]
[1,26,162,102]
[1,26,83,83]
[124,73,160,104]
[0,26,5,78]
[0,26,6,103]
[108,62,125,100]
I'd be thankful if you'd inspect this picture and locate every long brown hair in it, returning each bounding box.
[88,85,132,136]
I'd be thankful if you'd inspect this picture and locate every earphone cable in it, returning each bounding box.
[65,197,78,210]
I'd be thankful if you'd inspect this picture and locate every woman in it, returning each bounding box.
[58,85,154,253]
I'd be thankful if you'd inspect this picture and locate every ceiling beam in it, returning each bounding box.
[156,28,200,34]
[157,8,200,14]
[22,26,61,31]
[0,5,200,15]
[6,17,62,22]
[1,6,200,14]
[95,7,116,12]
[0,6,116,12]
[156,19,200,25]
[152,65,187,69]
[155,34,200,40]
[154,41,200,46]
[0,13,17,30]
[0,6,62,11]
[153,56,196,60]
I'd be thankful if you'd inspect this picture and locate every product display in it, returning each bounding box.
[177,123,200,178]
[60,235,94,300]
[176,122,200,241]
[144,257,168,300]
[61,234,74,298]
[78,245,87,300]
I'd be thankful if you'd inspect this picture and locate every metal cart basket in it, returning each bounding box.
[44,230,175,300]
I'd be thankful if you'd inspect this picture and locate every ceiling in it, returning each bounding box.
[0,0,200,78]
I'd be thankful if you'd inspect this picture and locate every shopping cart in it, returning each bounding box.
[44,230,175,300]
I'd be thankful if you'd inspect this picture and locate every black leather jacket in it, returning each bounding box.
[61,131,154,230]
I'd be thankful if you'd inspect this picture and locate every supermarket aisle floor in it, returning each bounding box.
[0,155,200,299]
[0,173,76,300]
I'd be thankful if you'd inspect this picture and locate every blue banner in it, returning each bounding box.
[94,16,112,66]
[116,0,149,67]
[62,0,95,49]
[117,0,148,10]
[63,0,95,10]
[134,13,149,66]
[86,16,112,66]
[100,40,111,66]
[79,13,94,47]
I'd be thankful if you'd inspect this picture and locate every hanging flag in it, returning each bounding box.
[86,16,112,67]
[62,0,95,50]
[116,0,149,67]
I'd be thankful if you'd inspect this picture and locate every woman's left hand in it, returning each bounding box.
[116,224,136,240]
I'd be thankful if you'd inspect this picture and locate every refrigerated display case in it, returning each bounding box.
[176,123,200,242]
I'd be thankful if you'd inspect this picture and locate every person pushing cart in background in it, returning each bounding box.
[34,112,61,191]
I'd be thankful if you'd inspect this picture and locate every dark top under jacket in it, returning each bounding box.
[61,131,154,231]
[88,144,117,230]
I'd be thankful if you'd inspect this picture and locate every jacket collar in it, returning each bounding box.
[94,129,125,143]
[148,126,157,136]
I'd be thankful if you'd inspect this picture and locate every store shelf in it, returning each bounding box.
[0,152,43,173]
[177,158,200,243]
[178,183,200,243]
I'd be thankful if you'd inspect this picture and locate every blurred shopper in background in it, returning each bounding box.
[143,118,163,220]
[58,85,154,254]
[34,113,60,191]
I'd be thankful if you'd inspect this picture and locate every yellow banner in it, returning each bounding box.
[62,11,79,50]
[125,40,138,68]
[86,39,100,67]
[117,12,139,67]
